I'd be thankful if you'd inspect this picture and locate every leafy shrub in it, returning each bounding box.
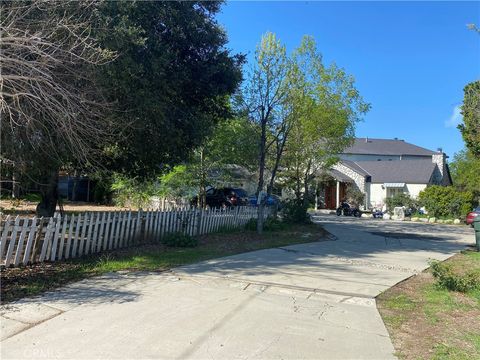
[111,174,156,209]
[161,232,198,248]
[244,218,257,231]
[418,186,474,218]
[345,185,365,207]
[244,216,287,232]
[385,193,419,213]
[430,260,480,293]
[280,199,311,224]
[158,165,195,200]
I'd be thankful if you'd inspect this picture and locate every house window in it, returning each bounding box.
[387,188,403,198]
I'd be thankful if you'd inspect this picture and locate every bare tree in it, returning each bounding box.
[0,0,115,215]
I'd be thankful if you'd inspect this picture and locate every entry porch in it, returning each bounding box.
[315,169,354,210]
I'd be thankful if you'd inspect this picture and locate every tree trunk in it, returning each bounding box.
[294,165,302,202]
[256,118,267,234]
[303,160,312,207]
[198,148,207,208]
[257,202,265,234]
[12,170,20,198]
[36,169,59,217]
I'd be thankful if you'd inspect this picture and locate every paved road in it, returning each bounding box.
[1,215,474,359]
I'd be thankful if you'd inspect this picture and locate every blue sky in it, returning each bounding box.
[217,1,480,159]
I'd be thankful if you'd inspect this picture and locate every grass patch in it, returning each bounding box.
[377,250,480,359]
[432,343,472,360]
[422,284,461,324]
[383,294,416,311]
[1,222,327,304]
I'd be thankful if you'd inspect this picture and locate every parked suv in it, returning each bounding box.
[192,187,249,208]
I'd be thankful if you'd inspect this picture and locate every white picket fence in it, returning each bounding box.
[0,206,267,267]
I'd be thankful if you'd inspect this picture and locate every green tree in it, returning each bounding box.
[281,36,369,205]
[458,81,480,158]
[241,32,293,232]
[242,33,369,231]
[158,118,259,207]
[208,117,259,172]
[96,1,244,178]
[450,150,480,204]
[158,165,196,202]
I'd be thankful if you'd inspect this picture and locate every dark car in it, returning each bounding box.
[230,188,249,206]
[192,187,249,208]
[466,207,480,226]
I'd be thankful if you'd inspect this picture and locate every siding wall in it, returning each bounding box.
[367,183,427,208]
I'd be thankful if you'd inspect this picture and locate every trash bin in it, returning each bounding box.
[474,217,480,251]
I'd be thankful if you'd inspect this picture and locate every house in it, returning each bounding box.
[319,138,452,210]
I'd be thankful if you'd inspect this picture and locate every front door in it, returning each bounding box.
[324,182,347,209]
[325,185,336,209]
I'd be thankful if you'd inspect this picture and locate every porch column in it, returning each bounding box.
[336,181,340,208]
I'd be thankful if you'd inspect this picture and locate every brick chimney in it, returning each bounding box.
[432,150,448,185]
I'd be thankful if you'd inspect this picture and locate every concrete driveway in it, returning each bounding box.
[1,215,474,360]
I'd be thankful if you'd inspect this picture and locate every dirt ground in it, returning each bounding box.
[377,252,480,360]
[0,199,130,215]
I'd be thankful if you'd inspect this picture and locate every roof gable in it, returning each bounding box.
[343,138,437,156]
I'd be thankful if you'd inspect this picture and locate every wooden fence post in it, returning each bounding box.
[29,217,45,263]
[0,215,12,262]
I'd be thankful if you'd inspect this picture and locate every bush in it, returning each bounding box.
[385,193,419,213]
[280,199,311,224]
[161,232,198,248]
[430,260,480,292]
[244,216,287,232]
[244,218,257,231]
[345,185,365,207]
[111,174,156,209]
[418,186,474,218]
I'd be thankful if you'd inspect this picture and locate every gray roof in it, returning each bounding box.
[327,169,355,183]
[343,138,437,156]
[353,159,437,183]
[341,160,370,176]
